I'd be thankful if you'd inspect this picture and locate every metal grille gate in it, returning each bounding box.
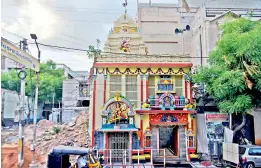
[108,132,129,163]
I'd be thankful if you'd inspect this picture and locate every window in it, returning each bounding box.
[249,148,261,156]
[175,76,183,96]
[148,76,155,96]
[126,75,138,107]
[239,147,246,154]
[109,75,122,97]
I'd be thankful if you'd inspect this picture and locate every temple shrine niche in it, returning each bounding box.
[101,91,135,128]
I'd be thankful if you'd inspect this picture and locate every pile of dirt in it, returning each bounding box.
[1,144,45,168]
[1,112,90,167]
[36,112,90,156]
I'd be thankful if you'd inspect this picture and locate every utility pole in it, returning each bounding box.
[29,33,40,168]
[52,92,55,121]
[18,39,27,168]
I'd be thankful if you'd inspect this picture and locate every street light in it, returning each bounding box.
[29,33,40,168]
[175,25,190,55]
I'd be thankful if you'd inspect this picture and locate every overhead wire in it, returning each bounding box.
[2,30,209,61]
[1,5,137,12]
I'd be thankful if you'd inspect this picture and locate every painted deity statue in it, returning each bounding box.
[120,40,130,52]
[164,97,171,107]
[108,102,128,124]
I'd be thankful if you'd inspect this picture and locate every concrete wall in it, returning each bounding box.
[138,3,194,55]
[254,108,261,145]
[138,1,261,67]
[62,79,79,107]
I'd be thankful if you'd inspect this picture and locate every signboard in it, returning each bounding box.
[114,126,120,131]
[206,113,228,122]
[1,37,40,72]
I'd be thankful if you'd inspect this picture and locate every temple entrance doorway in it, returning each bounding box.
[108,132,129,163]
[159,126,179,157]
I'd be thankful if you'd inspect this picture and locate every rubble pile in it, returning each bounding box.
[1,132,18,145]
[36,112,90,156]
[1,144,45,168]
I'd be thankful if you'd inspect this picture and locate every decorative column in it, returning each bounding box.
[190,82,193,102]
[129,132,133,164]
[140,114,144,149]
[140,74,144,103]
[91,74,97,147]
[104,74,107,103]
[184,80,188,98]
[104,132,108,164]
[145,74,149,99]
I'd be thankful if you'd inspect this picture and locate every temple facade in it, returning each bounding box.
[89,13,196,163]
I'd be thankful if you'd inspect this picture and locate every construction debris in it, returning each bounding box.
[1,112,90,167]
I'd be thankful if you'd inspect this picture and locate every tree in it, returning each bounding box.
[1,69,21,92]
[25,60,65,103]
[193,17,261,138]
[1,60,65,122]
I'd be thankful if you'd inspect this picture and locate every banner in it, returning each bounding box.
[206,113,228,122]
[1,37,40,72]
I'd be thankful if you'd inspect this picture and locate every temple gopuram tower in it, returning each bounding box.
[89,11,196,165]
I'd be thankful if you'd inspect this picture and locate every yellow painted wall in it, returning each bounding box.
[142,114,150,132]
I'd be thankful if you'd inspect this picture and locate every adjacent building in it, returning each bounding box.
[137,0,261,67]
[89,13,196,164]
[50,69,91,123]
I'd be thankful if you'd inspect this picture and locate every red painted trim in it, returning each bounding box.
[184,81,188,98]
[94,62,193,67]
[191,119,194,131]
[145,80,148,99]
[104,80,106,103]
[141,79,143,103]
[140,118,144,149]
[136,110,196,114]
[91,80,97,147]
[190,82,193,102]
[150,121,188,125]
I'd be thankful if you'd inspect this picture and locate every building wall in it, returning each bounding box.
[62,79,79,107]
[138,1,261,67]
[138,3,195,55]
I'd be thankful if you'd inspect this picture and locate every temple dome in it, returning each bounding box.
[114,14,136,27]
[103,13,147,55]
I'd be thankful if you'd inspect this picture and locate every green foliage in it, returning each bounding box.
[1,69,21,92]
[1,60,65,103]
[193,17,261,114]
[52,126,61,134]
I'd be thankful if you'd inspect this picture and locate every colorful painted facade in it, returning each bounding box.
[89,13,196,163]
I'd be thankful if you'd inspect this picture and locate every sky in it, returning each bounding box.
[1,0,176,71]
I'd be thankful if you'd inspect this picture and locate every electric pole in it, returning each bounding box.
[18,38,27,168]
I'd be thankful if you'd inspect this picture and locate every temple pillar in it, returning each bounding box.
[91,74,97,147]
[129,132,133,164]
[184,80,188,98]
[104,132,108,164]
[104,74,107,103]
[140,74,144,103]
[140,114,144,149]
[190,82,193,102]
[145,74,149,99]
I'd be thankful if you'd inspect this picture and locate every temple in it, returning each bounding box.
[89,12,196,164]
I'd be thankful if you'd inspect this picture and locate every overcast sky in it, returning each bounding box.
[1,0,176,71]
